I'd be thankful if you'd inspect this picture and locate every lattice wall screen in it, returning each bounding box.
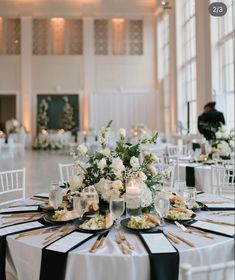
[94,19,143,56]
[33,18,83,55]
[0,18,21,55]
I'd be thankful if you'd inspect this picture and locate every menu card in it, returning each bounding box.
[0,206,39,213]
[0,221,44,236]
[47,232,93,253]
[192,221,235,237]
[141,233,176,254]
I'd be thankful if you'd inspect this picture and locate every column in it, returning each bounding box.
[82,17,94,131]
[195,0,212,114]
[20,16,32,133]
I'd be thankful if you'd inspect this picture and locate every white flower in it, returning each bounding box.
[229,140,235,149]
[137,171,147,181]
[118,128,126,141]
[69,175,83,191]
[217,141,231,156]
[148,165,157,176]
[97,158,107,170]
[94,178,122,202]
[112,180,124,191]
[77,143,88,155]
[100,148,111,157]
[111,157,125,174]
[130,156,140,168]
[144,151,158,163]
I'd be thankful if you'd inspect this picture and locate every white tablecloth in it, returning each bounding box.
[179,163,212,192]
[3,194,234,280]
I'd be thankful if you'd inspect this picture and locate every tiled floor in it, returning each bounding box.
[0,150,73,197]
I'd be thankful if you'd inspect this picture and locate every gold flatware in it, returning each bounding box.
[165,232,180,244]
[119,231,135,250]
[115,233,131,255]
[187,227,214,239]
[168,232,195,247]
[32,197,49,202]
[89,234,104,253]
[174,221,214,239]
[15,227,60,240]
[43,224,73,246]
[198,219,235,227]
[2,214,43,226]
[2,213,42,218]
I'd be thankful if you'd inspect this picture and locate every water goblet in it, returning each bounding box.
[174,180,186,197]
[109,197,125,229]
[49,182,63,210]
[73,195,89,219]
[183,187,196,209]
[154,194,170,227]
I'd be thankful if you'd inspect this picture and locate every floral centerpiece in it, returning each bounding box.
[69,121,171,212]
[208,125,235,160]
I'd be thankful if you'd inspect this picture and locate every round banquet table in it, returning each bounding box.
[3,195,235,280]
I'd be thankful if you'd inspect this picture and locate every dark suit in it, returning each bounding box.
[198,109,225,141]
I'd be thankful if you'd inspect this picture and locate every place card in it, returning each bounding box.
[204,202,235,209]
[192,221,235,237]
[141,233,176,254]
[34,193,49,198]
[0,206,39,213]
[0,221,44,236]
[47,232,93,253]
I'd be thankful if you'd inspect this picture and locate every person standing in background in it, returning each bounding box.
[198,102,225,141]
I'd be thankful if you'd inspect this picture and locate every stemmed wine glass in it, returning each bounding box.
[109,197,125,229]
[174,180,186,197]
[154,193,170,227]
[183,187,196,209]
[49,182,63,210]
[73,195,88,219]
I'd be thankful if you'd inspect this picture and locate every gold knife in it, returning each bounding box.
[16,227,60,240]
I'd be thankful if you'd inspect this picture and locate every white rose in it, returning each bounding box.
[130,156,140,168]
[118,128,126,141]
[69,175,83,191]
[77,143,88,155]
[148,165,157,176]
[139,182,152,207]
[97,158,107,170]
[229,140,235,149]
[111,157,125,172]
[137,171,147,182]
[112,180,124,191]
[100,148,111,157]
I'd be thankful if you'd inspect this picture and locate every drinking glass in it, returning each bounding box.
[154,193,170,227]
[73,195,88,218]
[183,187,196,209]
[49,182,63,210]
[109,197,125,229]
[194,148,202,162]
[174,180,186,196]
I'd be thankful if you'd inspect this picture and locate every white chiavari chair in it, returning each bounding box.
[59,163,76,184]
[180,261,234,280]
[155,158,176,190]
[167,145,188,157]
[211,160,235,198]
[77,132,85,145]
[0,168,26,207]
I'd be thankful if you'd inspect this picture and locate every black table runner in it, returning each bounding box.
[186,166,195,187]
[138,231,179,280]
[39,231,95,280]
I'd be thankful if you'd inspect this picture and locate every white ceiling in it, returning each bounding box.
[0,0,158,17]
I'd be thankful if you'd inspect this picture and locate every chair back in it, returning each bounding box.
[155,159,176,190]
[180,261,234,280]
[211,160,235,195]
[168,145,188,157]
[0,168,25,206]
[59,163,76,183]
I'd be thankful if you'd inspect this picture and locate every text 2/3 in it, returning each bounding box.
[209,2,227,17]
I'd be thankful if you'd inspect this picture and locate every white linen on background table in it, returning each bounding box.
[5,205,234,280]
[179,164,212,192]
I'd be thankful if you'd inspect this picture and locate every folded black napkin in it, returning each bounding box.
[139,231,179,280]
[0,221,46,280]
[202,204,235,211]
[39,231,95,280]
[185,220,235,238]
[186,166,195,187]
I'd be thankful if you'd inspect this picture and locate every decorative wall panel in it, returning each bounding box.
[129,20,143,55]
[50,18,65,55]
[112,19,126,55]
[67,19,83,55]
[6,19,21,55]
[33,19,49,55]
[94,19,108,55]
